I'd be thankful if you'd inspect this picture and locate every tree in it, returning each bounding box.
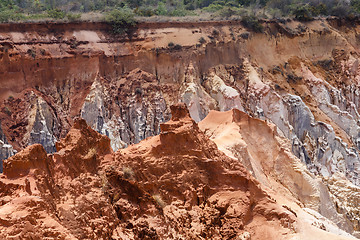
[105,8,136,34]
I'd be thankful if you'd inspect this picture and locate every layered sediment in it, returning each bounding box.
[1,18,360,238]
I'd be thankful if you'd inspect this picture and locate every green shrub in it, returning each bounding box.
[106,8,136,34]
[293,5,313,21]
[240,32,250,39]
[156,2,167,15]
[27,48,36,58]
[30,0,45,14]
[173,44,182,50]
[330,4,352,17]
[66,13,81,21]
[217,6,236,18]
[168,8,190,16]
[47,9,66,19]
[25,13,48,20]
[3,106,11,116]
[199,37,206,44]
[168,42,182,50]
[212,29,219,35]
[185,2,195,10]
[309,3,328,16]
[241,15,263,33]
[0,9,25,23]
[203,3,224,12]
[135,6,156,17]
[352,0,360,13]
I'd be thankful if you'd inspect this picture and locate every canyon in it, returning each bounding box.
[1,17,360,239]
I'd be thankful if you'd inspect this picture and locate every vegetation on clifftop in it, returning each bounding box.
[0,0,359,23]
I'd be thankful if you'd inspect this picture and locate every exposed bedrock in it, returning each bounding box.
[2,18,360,236]
[0,105,300,240]
[0,121,14,172]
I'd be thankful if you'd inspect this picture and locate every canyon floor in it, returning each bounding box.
[1,18,360,239]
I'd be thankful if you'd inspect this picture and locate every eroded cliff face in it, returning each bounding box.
[199,109,359,238]
[0,105,300,240]
[0,121,14,172]
[1,18,360,238]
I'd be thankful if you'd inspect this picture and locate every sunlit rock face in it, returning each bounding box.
[80,70,169,151]
[0,107,298,240]
[2,18,360,238]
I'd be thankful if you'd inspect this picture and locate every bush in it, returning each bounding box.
[241,15,263,33]
[0,9,25,23]
[293,5,313,21]
[217,6,236,18]
[30,0,45,13]
[168,42,182,50]
[240,32,250,39]
[309,3,328,16]
[25,13,48,20]
[352,0,360,13]
[106,8,136,34]
[212,29,219,35]
[27,48,36,58]
[173,44,182,50]
[266,0,292,15]
[135,6,156,17]
[47,8,66,19]
[156,2,167,15]
[66,13,81,21]
[199,37,206,44]
[330,4,352,17]
[203,3,224,12]
[3,106,11,116]
[168,8,190,16]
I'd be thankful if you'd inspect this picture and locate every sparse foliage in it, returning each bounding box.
[3,106,11,116]
[168,42,182,50]
[0,0,358,24]
[199,37,206,44]
[293,5,313,21]
[27,48,36,58]
[66,12,81,21]
[0,9,25,22]
[47,8,65,19]
[241,15,263,33]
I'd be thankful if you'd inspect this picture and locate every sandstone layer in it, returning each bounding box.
[1,18,360,238]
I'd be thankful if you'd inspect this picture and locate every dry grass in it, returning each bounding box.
[100,172,109,193]
[85,147,97,159]
[152,194,166,208]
